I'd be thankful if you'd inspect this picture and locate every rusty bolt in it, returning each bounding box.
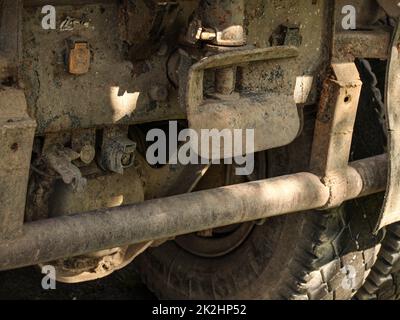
[121,152,134,167]
[80,145,96,164]
[199,29,217,41]
[10,143,19,152]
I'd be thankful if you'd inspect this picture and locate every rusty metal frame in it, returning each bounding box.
[0,1,36,240]
[311,63,363,208]
[0,1,394,272]
[0,89,36,240]
[332,1,392,62]
[333,30,391,62]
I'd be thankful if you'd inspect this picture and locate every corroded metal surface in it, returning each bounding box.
[332,1,390,62]
[311,63,363,176]
[22,3,188,134]
[0,0,396,277]
[0,88,36,240]
[311,63,363,208]
[200,0,245,47]
[186,46,301,159]
[333,31,391,62]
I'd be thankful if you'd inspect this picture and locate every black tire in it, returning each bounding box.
[136,205,380,300]
[357,224,400,300]
[135,113,382,300]
[354,57,400,301]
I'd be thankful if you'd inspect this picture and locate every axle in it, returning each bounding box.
[0,154,387,271]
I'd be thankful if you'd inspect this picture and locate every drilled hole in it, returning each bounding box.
[10,143,18,152]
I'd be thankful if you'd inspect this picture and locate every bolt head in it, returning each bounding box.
[80,145,96,164]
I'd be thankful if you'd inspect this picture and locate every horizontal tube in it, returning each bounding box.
[0,155,387,271]
[23,0,112,6]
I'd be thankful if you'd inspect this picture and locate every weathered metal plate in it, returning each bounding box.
[186,46,301,159]
[68,42,91,75]
[311,63,363,171]
[0,88,36,239]
[22,3,189,134]
[377,19,400,229]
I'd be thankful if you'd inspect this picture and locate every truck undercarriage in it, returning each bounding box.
[1,0,400,300]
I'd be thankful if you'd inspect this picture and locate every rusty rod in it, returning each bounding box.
[0,154,387,271]
[23,0,112,6]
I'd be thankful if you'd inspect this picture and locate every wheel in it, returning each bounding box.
[357,223,400,300]
[135,109,383,300]
[354,58,400,300]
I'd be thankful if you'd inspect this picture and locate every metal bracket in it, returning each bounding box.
[66,38,90,75]
[186,46,300,160]
[0,89,36,240]
[99,128,137,174]
[310,63,363,209]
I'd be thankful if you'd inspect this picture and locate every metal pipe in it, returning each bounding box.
[0,155,387,271]
[23,0,111,7]
[345,154,388,200]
